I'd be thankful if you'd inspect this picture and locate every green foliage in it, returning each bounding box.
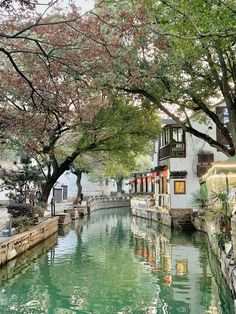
[7,203,34,218]
[191,184,208,208]
[1,157,44,203]
[72,152,106,175]
[214,232,230,251]
[206,190,231,238]
[207,190,230,225]
[96,0,236,155]
[211,190,229,214]
[0,144,20,161]
[61,95,160,190]
[33,201,46,216]
[10,216,31,232]
[133,155,152,173]
[76,95,160,153]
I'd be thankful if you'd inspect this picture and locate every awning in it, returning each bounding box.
[203,155,236,194]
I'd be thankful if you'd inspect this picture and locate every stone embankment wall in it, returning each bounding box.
[0,217,58,266]
[131,207,172,227]
[231,217,236,263]
[193,214,236,305]
[170,208,193,229]
[131,197,193,229]
[0,233,58,281]
[88,196,131,212]
[192,214,221,255]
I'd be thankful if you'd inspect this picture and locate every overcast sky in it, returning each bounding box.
[36,0,95,14]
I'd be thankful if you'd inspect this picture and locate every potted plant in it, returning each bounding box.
[33,202,46,217]
[191,183,209,211]
[211,190,231,238]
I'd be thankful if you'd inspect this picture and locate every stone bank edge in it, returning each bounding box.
[0,217,58,266]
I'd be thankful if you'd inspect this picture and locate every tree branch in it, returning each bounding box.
[122,87,233,156]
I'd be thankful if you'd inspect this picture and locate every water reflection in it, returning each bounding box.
[0,208,233,314]
[130,217,234,314]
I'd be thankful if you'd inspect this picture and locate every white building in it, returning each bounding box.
[0,160,122,204]
[50,171,128,203]
[151,116,227,210]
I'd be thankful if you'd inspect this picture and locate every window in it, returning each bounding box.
[172,128,184,142]
[160,128,170,147]
[174,181,186,194]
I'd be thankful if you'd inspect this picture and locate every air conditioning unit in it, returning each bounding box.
[197,165,210,177]
[198,153,214,164]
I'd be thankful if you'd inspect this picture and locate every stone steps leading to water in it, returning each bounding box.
[56,213,71,227]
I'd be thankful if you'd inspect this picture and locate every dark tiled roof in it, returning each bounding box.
[161,119,177,126]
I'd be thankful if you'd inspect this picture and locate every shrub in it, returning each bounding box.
[7,203,34,218]
[211,190,229,216]
[33,202,46,217]
[214,232,230,251]
[10,216,32,232]
[191,184,208,208]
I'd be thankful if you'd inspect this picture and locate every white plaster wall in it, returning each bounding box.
[152,141,159,168]
[0,170,128,204]
[170,121,227,209]
[51,172,130,202]
[0,180,8,201]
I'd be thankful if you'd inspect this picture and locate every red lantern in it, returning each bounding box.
[162,169,168,177]
[165,275,171,286]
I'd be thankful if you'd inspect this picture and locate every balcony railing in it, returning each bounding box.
[155,194,170,210]
[159,143,185,160]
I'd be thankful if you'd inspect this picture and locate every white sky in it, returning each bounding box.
[36,0,95,14]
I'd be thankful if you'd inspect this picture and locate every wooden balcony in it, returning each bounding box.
[159,143,186,160]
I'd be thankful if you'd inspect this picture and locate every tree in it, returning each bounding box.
[1,93,160,204]
[105,154,152,194]
[64,96,160,201]
[0,0,93,106]
[0,3,118,204]
[1,156,43,203]
[133,154,152,173]
[104,153,136,194]
[70,153,104,204]
[0,0,37,9]
[87,0,236,156]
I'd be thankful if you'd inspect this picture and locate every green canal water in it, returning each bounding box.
[0,207,234,313]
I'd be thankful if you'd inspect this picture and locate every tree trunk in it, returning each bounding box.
[39,142,98,206]
[229,105,236,154]
[116,177,123,194]
[73,170,82,205]
[40,149,83,204]
[41,181,55,205]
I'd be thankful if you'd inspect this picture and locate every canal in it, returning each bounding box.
[0,207,234,313]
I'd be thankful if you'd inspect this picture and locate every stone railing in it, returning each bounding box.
[131,193,170,211]
[87,195,131,212]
